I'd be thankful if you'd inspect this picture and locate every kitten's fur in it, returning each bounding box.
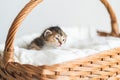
[28,26,67,50]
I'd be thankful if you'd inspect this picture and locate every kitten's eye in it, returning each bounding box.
[56,37,59,40]
[63,39,65,41]
[55,35,60,40]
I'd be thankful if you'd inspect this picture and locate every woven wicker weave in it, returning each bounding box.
[0,0,120,80]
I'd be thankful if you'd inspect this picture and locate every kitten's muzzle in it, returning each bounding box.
[59,41,62,46]
[58,40,62,46]
[56,38,62,46]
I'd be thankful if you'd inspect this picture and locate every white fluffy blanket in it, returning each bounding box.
[0,26,120,66]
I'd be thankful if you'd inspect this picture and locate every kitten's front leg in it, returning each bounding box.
[28,43,41,50]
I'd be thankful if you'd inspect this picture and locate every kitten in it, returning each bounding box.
[28,26,67,50]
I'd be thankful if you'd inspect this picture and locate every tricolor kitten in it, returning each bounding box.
[28,26,67,50]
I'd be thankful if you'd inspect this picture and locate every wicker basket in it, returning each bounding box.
[1,0,120,80]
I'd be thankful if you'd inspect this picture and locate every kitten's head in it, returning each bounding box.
[43,26,67,47]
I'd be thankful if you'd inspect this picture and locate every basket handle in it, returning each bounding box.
[98,0,119,36]
[3,0,43,64]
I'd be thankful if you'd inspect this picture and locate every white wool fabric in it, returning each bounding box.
[0,26,120,66]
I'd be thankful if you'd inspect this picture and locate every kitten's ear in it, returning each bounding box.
[44,30,52,37]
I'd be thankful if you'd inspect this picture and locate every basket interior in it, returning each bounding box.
[0,26,120,66]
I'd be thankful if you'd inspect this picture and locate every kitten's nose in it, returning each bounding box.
[60,42,62,45]
[58,41,62,46]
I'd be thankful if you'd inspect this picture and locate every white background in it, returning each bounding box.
[0,0,120,44]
